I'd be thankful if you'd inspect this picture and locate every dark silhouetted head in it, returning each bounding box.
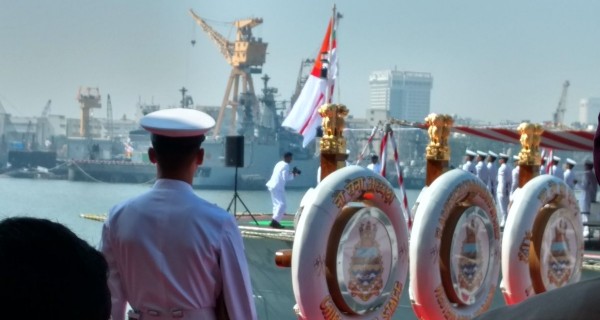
[0,217,111,320]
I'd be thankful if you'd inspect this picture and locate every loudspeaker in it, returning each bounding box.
[225,136,244,167]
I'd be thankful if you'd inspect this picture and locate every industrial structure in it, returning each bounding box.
[77,87,101,138]
[189,10,267,138]
[579,97,600,126]
[552,80,570,128]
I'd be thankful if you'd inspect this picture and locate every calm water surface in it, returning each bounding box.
[1,176,598,320]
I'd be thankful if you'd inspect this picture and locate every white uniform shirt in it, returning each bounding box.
[367,162,382,174]
[101,179,256,320]
[476,160,489,186]
[551,164,563,179]
[578,169,598,213]
[510,165,520,198]
[266,160,294,191]
[462,161,476,175]
[564,168,576,188]
[487,162,498,196]
[497,163,512,197]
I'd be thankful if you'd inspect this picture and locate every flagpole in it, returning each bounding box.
[323,4,335,104]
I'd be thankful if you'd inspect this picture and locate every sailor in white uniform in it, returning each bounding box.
[564,158,577,189]
[578,160,598,237]
[510,155,520,201]
[100,108,257,320]
[497,153,512,228]
[550,156,563,179]
[266,152,298,228]
[462,149,477,175]
[487,151,498,200]
[475,150,490,187]
[366,154,382,174]
[539,156,547,175]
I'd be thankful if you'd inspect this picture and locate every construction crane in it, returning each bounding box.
[39,100,51,149]
[291,59,315,106]
[106,94,114,139]
[77,87,101,138]
[552,80,570,128]
[189,9,267,137]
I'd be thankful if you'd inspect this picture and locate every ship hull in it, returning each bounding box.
[193,141,320,190]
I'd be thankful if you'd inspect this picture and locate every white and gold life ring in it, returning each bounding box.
[501,174,583,305]
[292,166,409,320]
[410,169,501,320]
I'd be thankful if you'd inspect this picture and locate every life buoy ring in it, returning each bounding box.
[292,166,409,320]
[410,169,500,320]
[501,174,583,305]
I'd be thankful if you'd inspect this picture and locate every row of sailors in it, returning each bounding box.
[461,150,592,227]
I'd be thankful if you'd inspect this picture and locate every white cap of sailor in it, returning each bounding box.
[477,150,488,157]
[140,108,215,137]
[466,149,477,157]
[553,156,561,162]
[488,151,498,159]
[566,158,576,166]
[513,155,520,161]
[498,152,509,160]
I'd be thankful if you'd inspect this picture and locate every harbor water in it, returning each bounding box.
[1,176,598,319]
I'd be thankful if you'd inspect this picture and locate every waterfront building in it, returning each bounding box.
[579,98,600,127]
[368,69,433,126]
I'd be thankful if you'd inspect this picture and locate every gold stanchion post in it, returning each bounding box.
[318,103,349,182]
[517,122,543,187]
[424,113,453,186]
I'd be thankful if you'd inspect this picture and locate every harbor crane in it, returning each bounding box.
[189,9,267,137]
[77,87,101,138]
[552,80,570,128]
[106,94,114,139]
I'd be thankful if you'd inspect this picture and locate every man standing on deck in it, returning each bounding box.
[366,154,382,174]
[497,153,512,228]
[475,150,489,186]
[539,156,547,175]
[578,160,598,238]
[462,149,477,174]
[510,155,520,201]
[100,108,256,320]
[564,158,577,188]
[549,156,563,178]
[487,151,498,200]
[266,152,299,229]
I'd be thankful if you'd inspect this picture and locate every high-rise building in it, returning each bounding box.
[368,69,433,126]
[579,98,600,126]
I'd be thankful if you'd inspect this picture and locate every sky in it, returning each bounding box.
[1,0,599,125]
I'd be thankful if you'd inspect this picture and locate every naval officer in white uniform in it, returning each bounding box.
[487,151,498,200]
[496,153,512,228]
[564,158,577,188]
[475,150,490,186]
[266,152,299,228]
[510,155,520,200]
[462,149,477,174]
[100,108,256,320]
[550,156,563,179]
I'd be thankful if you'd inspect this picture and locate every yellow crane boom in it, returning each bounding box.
[189,9,268,137]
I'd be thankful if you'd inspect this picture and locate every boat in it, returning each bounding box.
[66,82,321,190]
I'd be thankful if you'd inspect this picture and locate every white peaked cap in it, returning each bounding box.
[553,156,561,162]
[141,108,215,137]
[466,149,477,156]
[477,150,488,157]
[488,151,498,158]
[567,158,576,165]
[498,153,508,159]
[513,155,520,160]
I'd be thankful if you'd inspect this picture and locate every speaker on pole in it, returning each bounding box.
[225,136,244,167]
